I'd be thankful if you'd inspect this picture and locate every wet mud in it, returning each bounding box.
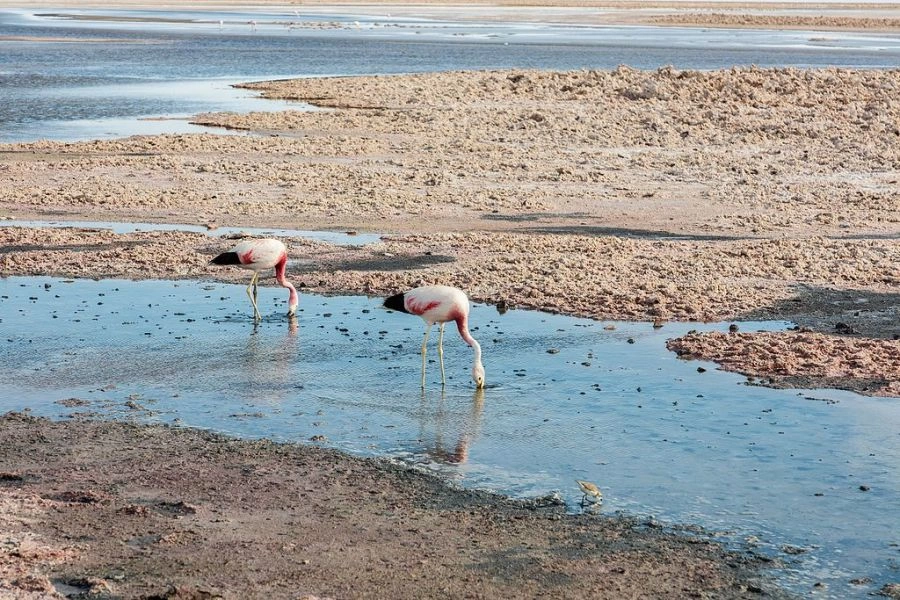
[0,413,788,600]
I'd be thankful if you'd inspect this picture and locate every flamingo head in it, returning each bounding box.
[472,362,485,389]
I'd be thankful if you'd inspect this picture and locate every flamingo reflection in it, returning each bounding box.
[240,315,299,405]
[418,388,485,465]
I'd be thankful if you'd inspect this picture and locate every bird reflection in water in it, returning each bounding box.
[241,315,299,405]
[418,387,485,465]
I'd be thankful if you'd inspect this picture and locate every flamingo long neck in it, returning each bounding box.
[456,315,482,365]
[274,254,298,309]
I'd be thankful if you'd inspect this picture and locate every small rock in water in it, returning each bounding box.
[522,491,565,509]
[835,322,857,334]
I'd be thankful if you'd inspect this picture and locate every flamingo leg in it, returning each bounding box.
[421,324,433,388]
[438,322,446,387]
[246,272,262,320]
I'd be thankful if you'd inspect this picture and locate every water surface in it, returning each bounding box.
[1,276,897,598]
[0,219,381,246]
[3,7,900,142]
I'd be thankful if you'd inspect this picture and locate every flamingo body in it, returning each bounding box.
[210,238,298,320]
[384,285,485,388]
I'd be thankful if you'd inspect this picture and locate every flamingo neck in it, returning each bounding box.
[470,338,482,366]
[456,316,482,363]
[275,255,299,310]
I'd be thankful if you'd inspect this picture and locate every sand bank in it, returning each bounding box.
[2,67,898,396]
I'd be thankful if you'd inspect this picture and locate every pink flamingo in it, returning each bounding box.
[210,238,298,321]
[384,285,485,388]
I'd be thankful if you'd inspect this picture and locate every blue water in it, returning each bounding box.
[1,276,898,598]
[0,219,382,246]
[2,7,900,141]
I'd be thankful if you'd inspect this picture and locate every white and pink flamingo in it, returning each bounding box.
[384,285,485,389]
[211,238,298,321]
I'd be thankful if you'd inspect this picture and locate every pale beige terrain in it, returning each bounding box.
[2,67,898,395]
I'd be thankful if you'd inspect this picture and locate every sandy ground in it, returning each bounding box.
[2,68,898,395]
[0,412,797,600]
[1,10,899,597]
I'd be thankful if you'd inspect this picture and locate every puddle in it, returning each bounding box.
[1,276,898,598]
[0,219,381,246]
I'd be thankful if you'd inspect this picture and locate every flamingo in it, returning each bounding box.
[210,238,298,321]
[383,285,485,389]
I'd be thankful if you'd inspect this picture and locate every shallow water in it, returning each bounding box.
[1,276,898,598]
[0,219,381,246]
[3,7,900,142]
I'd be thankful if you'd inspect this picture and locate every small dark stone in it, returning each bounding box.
[835,322,857,334]
[880,583,900,600]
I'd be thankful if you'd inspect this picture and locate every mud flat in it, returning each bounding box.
[2,67,898,395]
[1,62,899,598]
[0,413,791,599]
